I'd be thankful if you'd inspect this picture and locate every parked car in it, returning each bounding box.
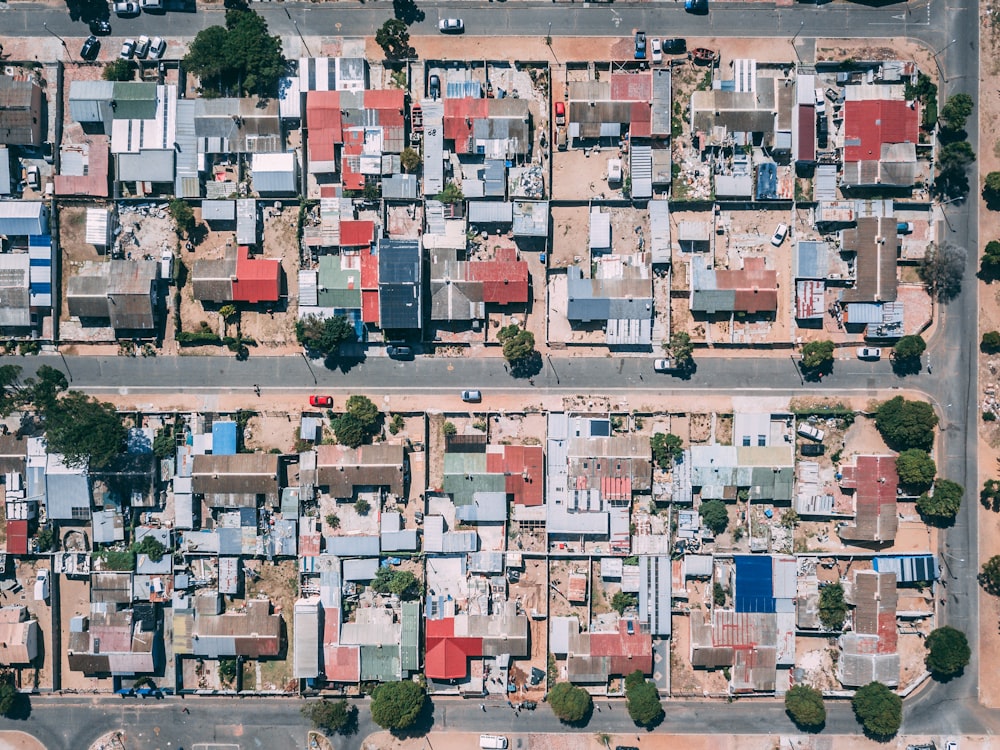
[120,39,136,59]
[663,38,687,54]
[135,34,151,58]
[653,358,680,373]
[796,424,825,442]
[149,36,166,59]
[308,395,334,408]
[817,115,829,149]
[461,390,482,403]
[89,19,112,35]
[25,165,40,191]
[428,74,441,100]
[685,0,708,13]
[897,221,915,234]
[650,38,663,63]
[34,570,49,602]
[140,0,163,10]
[770,223,788,246]
[113,0,140,15]
[519,701,537,710]
[387,345,413,359]
[856,347,882,360]
[438,18,464,33]
[814,87,826,115]
[633,31,647,60]
[80,35,101,60]
[554,100,566,126]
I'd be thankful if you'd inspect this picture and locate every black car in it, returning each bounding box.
[662,38,687,54]
[387,345,413,359]
[817,115,829,149]
[428,74,441,100]
[89,19,112,35]
[80,35,101,60]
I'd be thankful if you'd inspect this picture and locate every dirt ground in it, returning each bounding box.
[243,559,297,692]
[548,560,588,622]
[8,560,51,691]
[58,575,101,691]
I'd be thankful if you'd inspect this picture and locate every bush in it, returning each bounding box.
[983,331,1000,353]
[0,674,21,717]
[698,499,729,535]
[874,396,938,452]
[370,681,426,730]
[818,583,846,630]
[650,432,683,470]
[98,549,135,571]
[497,325,536,363]
[302,699,357,735]
[801,339,835,371]
[916,478,963,525]
[712,582,727,607]
[982,479,1000,511]
[981,239,1000,280]
[325,513,340,530]
[784,684,826,731]
[624,670,663,727]
[354,498,371,516]
[894,449,936,492]
[611,591,637,615]
[102,59,136,81]
[131,535,167,562]
[371,567,420,600]
[168,199,196,237]
[980,555,1000,594]
[851,681,902,738]
[547,681,592,724]
[219,658,239,684]
[924,626,970,678]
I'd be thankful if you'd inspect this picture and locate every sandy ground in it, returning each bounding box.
[0,732,48,750]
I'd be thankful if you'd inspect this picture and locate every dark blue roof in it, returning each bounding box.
[755,162,778,201]
[734,555,775,613]
[378,239,420,283]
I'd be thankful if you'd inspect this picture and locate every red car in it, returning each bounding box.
[554,101,566,126]
[309,395,334,408]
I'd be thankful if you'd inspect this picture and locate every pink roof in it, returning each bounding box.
[340,220,374,248]
[232,247,281,303]
[843,100,919,162]
[601,476,632,501]
[590,619,653,675]
[486,444,544,506]
[610,72,653,102]
[324,644,361,683]
[364,89,406,117]
[796,104,815,162]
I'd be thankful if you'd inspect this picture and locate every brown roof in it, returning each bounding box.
[840,216,898,304]
[0,607,36,664]
[315,443,405,498]
[191,453,281,505]
[0,76,42,146]
[194,599,282,658]
[192,251,237,303]
[0,434,26,475]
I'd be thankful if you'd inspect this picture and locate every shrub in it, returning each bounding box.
[698,499,729,535]
[818,583,846,630]
[785,684,826,731]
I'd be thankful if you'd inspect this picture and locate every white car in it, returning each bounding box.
[149,36,166,59]
[653,358,679,372]
[113,0,140,15]
[857,347,882,360]
[770,223,788,246]
[439,18,464,33]
[140,0,163,9]
[34,570,49,602]
[651,38,663,63]
[135,35,150,58]
[120,39,136,59]
[461,389,482,402]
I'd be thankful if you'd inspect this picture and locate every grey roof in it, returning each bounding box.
[293,597,321,679]
[117,150,175,183]
[325,535,380,557]
[342,558,380,581]
[252,152,298,195]
[0,253,30,328]
[512,201,548,237]
[379,238,422,329]
[236,199,257,245]
[174,99,200,198]
[0,76,43,146]
[202,200,236,222]
[794,241,831,279]
[0,202,48,236]
[468,201,513,225]
[382,173,419,200]
[639,555,671,636]
[194,98,282,154]
[68,81,116,127]
[650,68,672,137]
[380,529,419,552]
[45,471,91,521]
[566,266,653,323]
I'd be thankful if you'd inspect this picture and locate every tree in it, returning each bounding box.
[334,396,381,449]
[43,392,126,469]
[980,555,1000,595]
[851,681,902,738]
[131,535,166,562]
[664,331,694,367]
[983,331,1000,353]
[333,412,366,448]
[919,241,967,302]
[895,449,936,492]
[982,240,1000,281]
[924,626,970,678]
[940,93,974,131]
[218,658,239,683]
[345,395,380,431]
[650,432,683,470]
[400,147,421,173]
[547,681,592,724]
[168,199,196,237]
[369,681,426,730]
[916,478,963,525]
[184,9,286,98]
[22,365,68,413]
[986,172,1000,207]
[354,498,372,516]
[784,684,826,731]
[713,582,727,606]
[35,525,55,553]
[435,181,464,204]
[818,582,846,630]
[874,396,938,451]
[102,59,136,81]
[611,591,637,615]
[375,19,411,60]
[938,140,976,172]
[296,314,356,357]
[981,479,1000,512]
[893,335,926,363]
[0,674,19,718]
[372,567,420,600]
[698,499,729,535]
[442,421,457,437]
[303,699,357,735]
[497,325,536,363]
[801,339,835,371]
[624,670,663,727]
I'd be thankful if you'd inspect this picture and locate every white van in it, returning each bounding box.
[480,736,508,750]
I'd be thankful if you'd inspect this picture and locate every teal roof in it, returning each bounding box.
[111,82,158,120]
[400,601,420,674]
[359,644,401,682]
[443,470,506,507]
[317,255,361,309]
[443,452,487,475]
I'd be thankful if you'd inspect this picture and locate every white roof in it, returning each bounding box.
[589,208,611,251]
[85,208,111,246]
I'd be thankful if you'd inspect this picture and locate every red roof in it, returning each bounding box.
[843,100,919,162]
[601,476,632,501]
[340,220,374,248]
[840,455,899,506]
[486,444,544,506]
[362,290,380,325]
[610,72,653,102]
[306,92,343,136]
[468,258,529,306]
[444,98,489,153]
[629,102,652,138]
[589,619,653,675]
[299,531,321,558]
[796,104,815,162]
[364,89,406,120]
[714,257,779,314]
[424,617,484,680]
[232,247,281,303]
[340,130,365,191]
[360,248,380,289]
[6,520,27,555]
[325,644,361,682]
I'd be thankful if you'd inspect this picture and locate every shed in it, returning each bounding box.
[85,208,113,247]
[649,200,671,265]
[293,596,322,679]
[201,200,236,223]
[0,202,48,236]
[251,152,298,195]
[211,422,238,456]
[236,199,258,245]
[342,558,379,581]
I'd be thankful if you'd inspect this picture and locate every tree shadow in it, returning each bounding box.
[929,666,964,683]
[389,696,436,738]
[801,361,832,383]
[918,510,957,529]
[6,692,31,720]
[670,361,697,381]
[984,188,1000,212]
[392,0,425,24]
[510,351,543,379]
[65,0,111,22]
[557,701,593,728]
[890,356,922,377]
[933,169,969,202]
[785,712,825,734]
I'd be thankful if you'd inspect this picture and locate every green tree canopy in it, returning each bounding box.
[784,684,826,731]
[624,670,663,727]
[400,147,421,173]
[302,698,357,735]
[916,478,964,525]
[497,325,536,363]
[375,19,411,60]
[372,567,421,600]
[982,479,1000,512]
[435,182,464,204]
[982,240,1000,281]
[940,93,974,131]
[611,591,637,615]
[370,681,426,730]
[665,331,694,366]
[0,674,20,717]
[333,396,381,448]
[895,449,936,492]
[875,396,938,451]
[986,173,1000,205]
[938,140,976,172]
[25,365,69,412]
[818,582,846,630]
[296,314,356,357]
[43,392,126,469]
[184,8,287,98]
[851,681,902,738]
[333,412,366,448]
[547,681,592,724]
[919,241,967,302]
[801,340,835,370]
[893,335,926,362]
[984,331,1000,353]
[168,198,196,237]
[651,432,683,470]
[924,625,970,678]
[131,535,167,562]
[345,395,380,430]
[102,59,136,82]
[699,499,729,535]
[980,555,1000,594]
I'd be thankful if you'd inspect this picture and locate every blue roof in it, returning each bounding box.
[873,554,938,583]
[212,422,238,456]
[734,555,775,613]
[755,162,778,201]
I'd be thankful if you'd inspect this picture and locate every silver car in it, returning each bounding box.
[439,18,464,33]
[461,390,482,403]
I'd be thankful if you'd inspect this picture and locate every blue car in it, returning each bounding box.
[634,31,647,60]
[685,0,708,13]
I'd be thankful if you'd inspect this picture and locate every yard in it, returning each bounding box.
[243,558,299,692]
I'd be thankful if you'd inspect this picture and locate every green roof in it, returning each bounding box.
[111,82,158,120]
[400,601,420,673]
[317,255,361,309]
[359,644,401,682]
